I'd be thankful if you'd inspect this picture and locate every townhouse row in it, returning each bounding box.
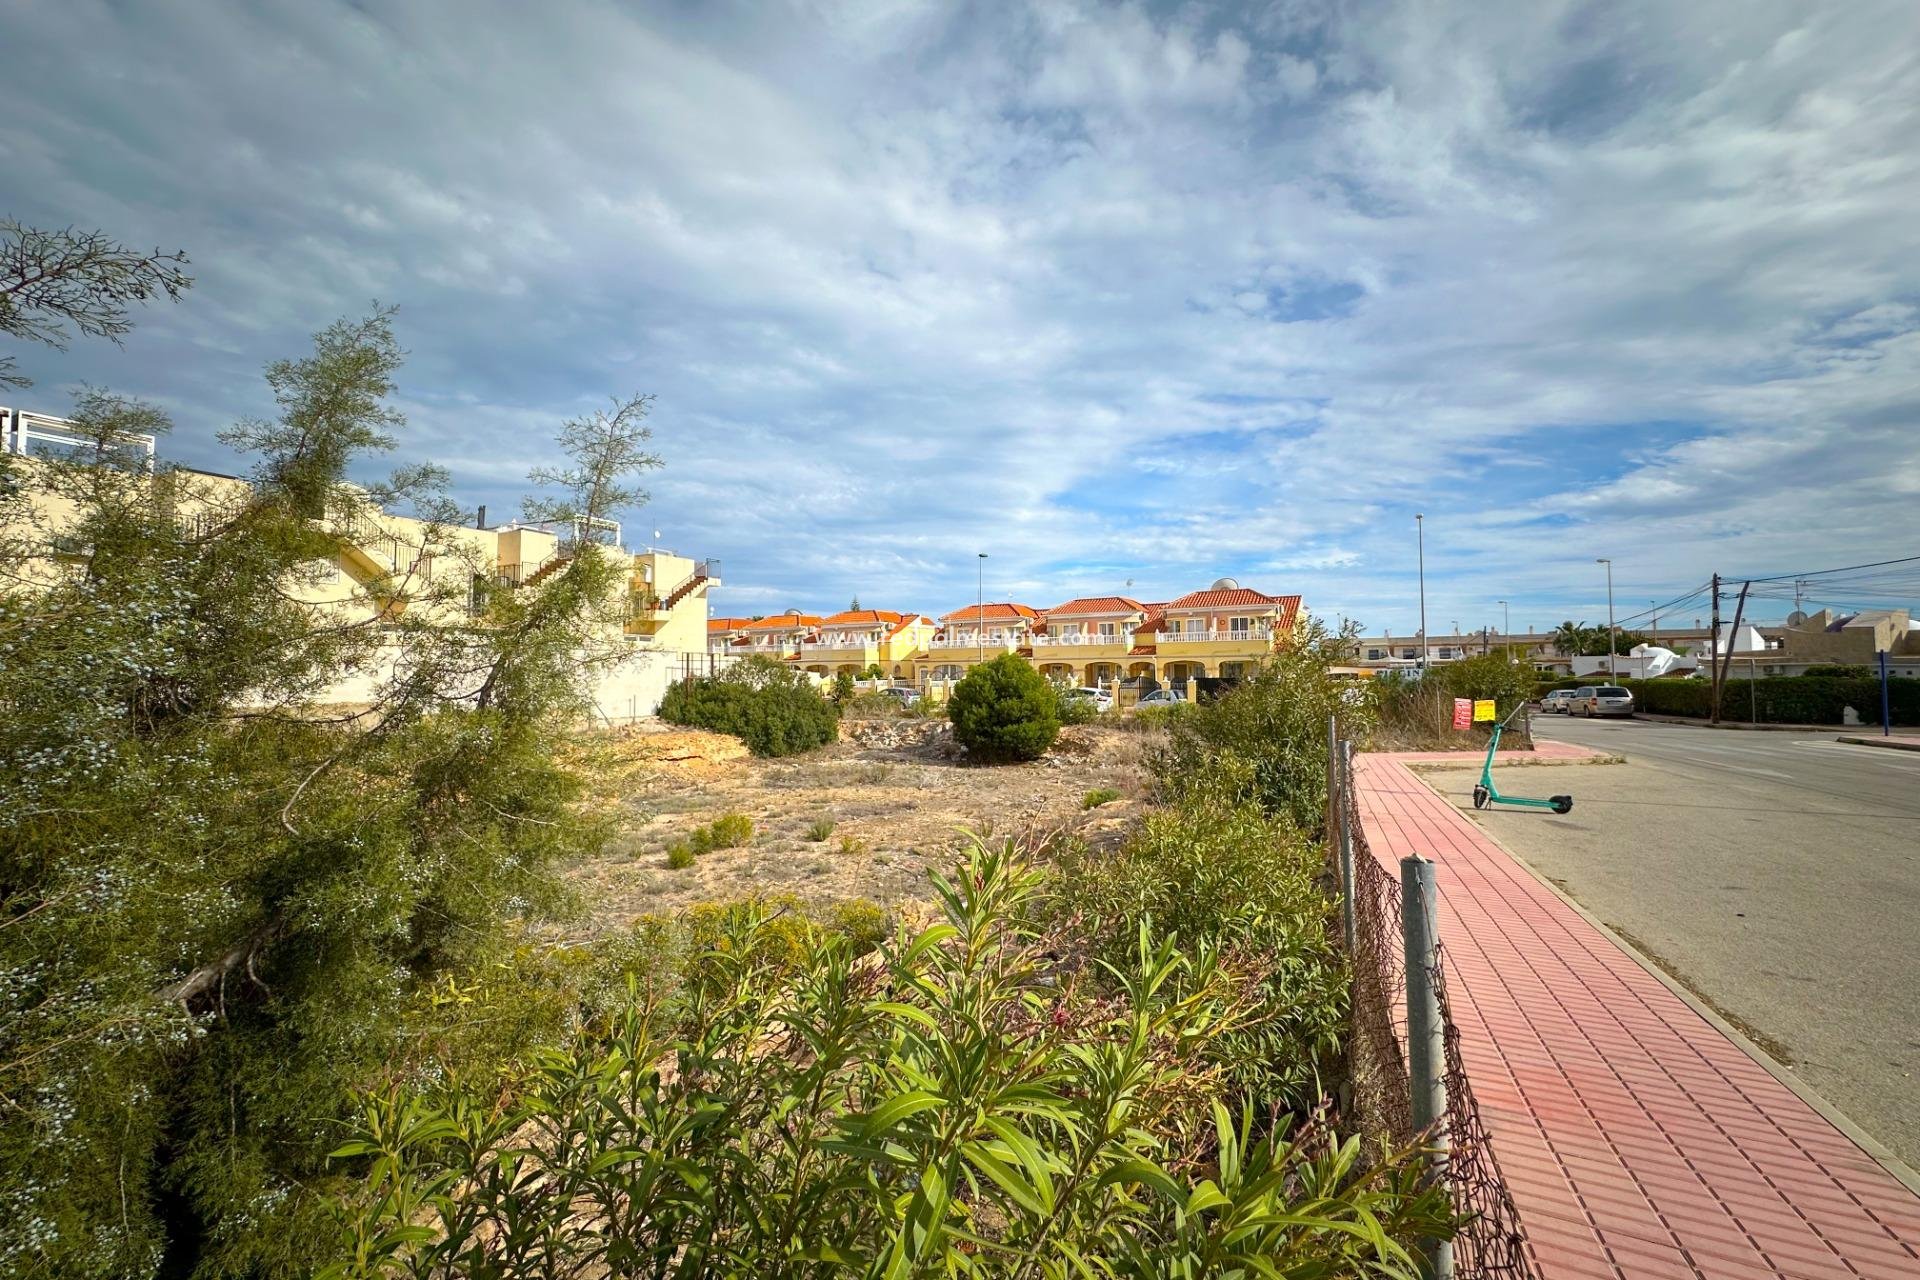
[707,580,1303,691]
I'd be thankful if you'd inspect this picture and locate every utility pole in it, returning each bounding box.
[976,553,988,665]
[1649,599,1658,649]
[1416,514,1429,672]
[1709,573,1722,723]
[1596,558,1616,680]
[1498,600,1510,661]
[1715,582,1751,725]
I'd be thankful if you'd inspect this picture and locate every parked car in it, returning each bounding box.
[1571,685,1634,717]
[1064,686,1113,712]
[878,686,922,708]
[1541,689,1576,714]
[1135,688,1187,708]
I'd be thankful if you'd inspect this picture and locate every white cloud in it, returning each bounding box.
[1,0,1916,626]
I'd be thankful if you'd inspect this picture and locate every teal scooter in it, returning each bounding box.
[1471,704,1573,814]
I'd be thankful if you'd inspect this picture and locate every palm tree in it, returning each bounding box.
[1550,620,1593,656]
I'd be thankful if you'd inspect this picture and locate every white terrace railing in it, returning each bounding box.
[1031,632,1130,648]
[3,406,156,468]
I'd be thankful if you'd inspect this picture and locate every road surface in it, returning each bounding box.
[1418,715,1920,1170]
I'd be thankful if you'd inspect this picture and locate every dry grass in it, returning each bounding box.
[559,718,1156,936]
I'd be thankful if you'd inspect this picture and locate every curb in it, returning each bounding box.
[1443,784,1920,1202]
[1628,714,1838,733]
[1837,735,1920,753]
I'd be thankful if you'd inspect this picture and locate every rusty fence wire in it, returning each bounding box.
[1335,745,1535,1279]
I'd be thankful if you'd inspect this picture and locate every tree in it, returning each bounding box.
[947,653,1060,761]
[0,311,659,1278]
[0,219,193,389]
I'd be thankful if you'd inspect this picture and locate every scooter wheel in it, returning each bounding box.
[1472,785,1489,810]
[1551,795,1573,814]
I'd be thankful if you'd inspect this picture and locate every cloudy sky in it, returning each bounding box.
[5,0,1918,634]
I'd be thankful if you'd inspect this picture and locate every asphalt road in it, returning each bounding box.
[1420,715,1920,1170]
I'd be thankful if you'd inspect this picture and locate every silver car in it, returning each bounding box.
[1572,685,1634,717]
[1541,689,1576,714]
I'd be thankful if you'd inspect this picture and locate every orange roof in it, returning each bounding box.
[1046,595,1148,617]
[938,602,1039,624]
[1166,587,1300,614]
[820,609,907,627]
[744,613,821,631]
[885,614,934,638]
[707,616,753,633]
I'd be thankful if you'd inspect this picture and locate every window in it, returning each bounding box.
[1229,616,1250,637]
[1098,622,1117,639]
[1186,618,1205,636]
[1438,647,1455,659]
[1401,647,1417,659]
[1367,648,1385,660]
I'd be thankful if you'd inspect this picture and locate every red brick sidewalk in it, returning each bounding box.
[1355,752,1920,1279]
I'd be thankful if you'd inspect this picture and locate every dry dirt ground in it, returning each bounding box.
[558,716,1155,936]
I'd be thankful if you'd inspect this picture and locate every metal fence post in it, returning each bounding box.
[1338,739,1357,958]
[1402,855,1453,1280]
[1325,714,1339,840]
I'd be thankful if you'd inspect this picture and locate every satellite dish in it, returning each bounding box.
[1786,610,1807,626]
[786,607,801,617]
[1211,576,1240,591]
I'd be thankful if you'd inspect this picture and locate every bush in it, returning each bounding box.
[1151,618,1368,835]
[1053,682,1100,725]
[1803,664,1872,679]
[806,817,835,842]
[688,812,754,854]
[947,653,1060,762]
[1047,801,1346,1114]
[1082,786,1121,809]
[325,842,1452,1279]
[665,842,695,869]
[837,833,869,857]
[658,656,839,756]
[1372,654,1536,751]
[1627,674,1917,724]
[831,670,856,704]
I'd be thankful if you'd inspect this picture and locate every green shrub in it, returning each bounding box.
[1626,674,1917,724]
[688,812,754,854]
[947,653,1060,761]
[665,842,695,870]
[1082,786,1121,809]
[806,817,835,842]
[1372,654,1536,751]
[831,670,856,704]
[1053,682,1100,725]
[658,656,839,756]
[1803,664,1872,679]
[1047,801,1346,1114]
[1151,618,1369,834]
[837,833,869,857]
[324,842,1452,1279]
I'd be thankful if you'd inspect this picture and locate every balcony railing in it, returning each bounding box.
[1031,632,1128,648]
[930,635,1022,653]
[3,406,155,469]
[1158,624,1277,645]
[800,637,880,653]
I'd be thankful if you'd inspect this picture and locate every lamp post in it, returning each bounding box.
[1416,514,1428,671]
[1498,599,1511,661]
[1597,558,1616,679]
[976,553,988,665]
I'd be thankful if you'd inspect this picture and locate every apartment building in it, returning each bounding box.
[1141,584,1302,685]
[2,405,719,719]
[796,609,937,680]
[1032,596,1150,688]
[921,602,1043,680]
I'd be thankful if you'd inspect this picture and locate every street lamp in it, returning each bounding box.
[977,553,988,665]
[1497,600,1511,661]
[1596,558,1617,679]
[1415,514,1428,671]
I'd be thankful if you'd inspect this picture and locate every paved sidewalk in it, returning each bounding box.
[1355,752,1920,1279]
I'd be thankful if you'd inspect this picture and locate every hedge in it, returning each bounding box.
[1536,674,1918,725]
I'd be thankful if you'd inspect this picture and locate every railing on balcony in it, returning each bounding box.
[324,499,403,573]
[932,634,1022,653]
[1159,623,1278,644]
[2,406,155,469]
[1031,632,1128,648]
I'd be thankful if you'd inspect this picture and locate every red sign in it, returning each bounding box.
[1452,698,1472,730]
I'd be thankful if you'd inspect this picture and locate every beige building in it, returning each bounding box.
[3,405,720,721]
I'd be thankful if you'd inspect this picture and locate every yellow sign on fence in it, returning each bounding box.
[1473,699,1496,723]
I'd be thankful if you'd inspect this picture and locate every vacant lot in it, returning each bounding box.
[559,716,1154,936]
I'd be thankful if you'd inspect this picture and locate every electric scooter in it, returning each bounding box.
[1471,703,1573,814]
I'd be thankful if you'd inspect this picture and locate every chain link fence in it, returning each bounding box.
[1333,736,1535,1279]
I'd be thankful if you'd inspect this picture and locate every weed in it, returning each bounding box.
[806,817,836,842]
[837,834,869,857]
[1081,786,1121,809]
[665,843,695,870]
[688,812,755,855]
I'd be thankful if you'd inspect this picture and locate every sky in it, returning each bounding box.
[4,0,1918,636]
